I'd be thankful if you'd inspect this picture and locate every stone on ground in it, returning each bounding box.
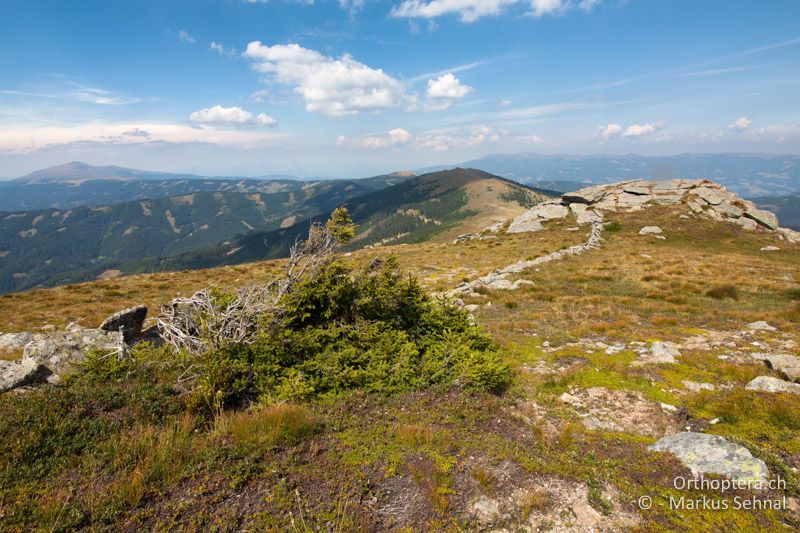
[649,432,769,484]
[746,321,776,331]
[746,376,800,395]
[0,358,41,392]
[639,226,663,235]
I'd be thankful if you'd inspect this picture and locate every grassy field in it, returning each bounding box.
[1,204,798,531]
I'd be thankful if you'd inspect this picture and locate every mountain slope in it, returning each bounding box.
[420,152,800,197]
[132,168,554,274]
[0,178,397,293]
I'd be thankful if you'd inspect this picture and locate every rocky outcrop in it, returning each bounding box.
[24,325,122,380]
[506,179,798,241]
[99,304,148,342]
[649,432,769,484]
[1,323,124,393]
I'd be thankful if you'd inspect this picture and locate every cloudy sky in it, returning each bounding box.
[1,0,799,178]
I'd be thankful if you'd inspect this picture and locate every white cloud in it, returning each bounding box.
[189,105,277,126]
[243,41,406,117]
[599,123,623,140]
[337,128,413,149]
[177,30,196,44]
[210,41,237,56]
[2,83,141,106]
[622,122,661,137]
[0,121,288,153]
[529,0,565,17]
[728,116,752,131]
[416,73,474,111]
[392,0,518,22]
[600,122,662,140]
[498,98,513,107]
[426,73,473,99]
[391,0,598,22]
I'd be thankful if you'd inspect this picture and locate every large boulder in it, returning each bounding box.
[99,305,148,342]
[23,326,122,381]
[746,376,800,395]
[649,432,769,484]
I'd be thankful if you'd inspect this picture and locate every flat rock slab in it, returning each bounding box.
[746,376,800,395]
[649,432,769,484]
[747,321,776,331]
[751,353,800,382]
[633,341,680,365]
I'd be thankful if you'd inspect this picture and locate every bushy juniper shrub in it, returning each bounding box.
[189,256,510,408]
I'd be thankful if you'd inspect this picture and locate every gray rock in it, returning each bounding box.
[506,212,544,234]
[736,217,758,230]
[639,226,663,235]
[715,202,744,219]
[694,186,728,206]
[622,182,652,195]
[751,353,800,382]
[760,246,780,252]
[640,342,680,364]
[0,332,35,351]
[682,380,715,392]
[616,192,653,207]
[649,432,769,484]
[746,321,776,331]
[563,185,608,204]
[743,209,779,230]
[530,203,570,221]
[99,305,148,342]
[0,358,42,392]
[746,376,800,395]
[23,328,122,380]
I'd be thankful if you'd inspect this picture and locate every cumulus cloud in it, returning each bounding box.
[419,73,474,110]
[189,105,277,126]
[339,0,365,16]
[427,73,473,99]
[337,128,413,149]
[391,0,599,22]
[600,122,662,140]
[177,30,196,44]
[728,116,752,131]
[243,41,406,117]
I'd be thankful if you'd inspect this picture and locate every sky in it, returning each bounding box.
[1,0,799,179]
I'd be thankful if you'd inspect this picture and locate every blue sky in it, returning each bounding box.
[1,0,799,178]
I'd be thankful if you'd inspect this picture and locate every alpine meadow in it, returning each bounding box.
[1,1,799,531]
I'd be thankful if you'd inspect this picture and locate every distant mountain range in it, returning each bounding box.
[0,161,407,212]
[420,152,800,198]
[0,168,543,293]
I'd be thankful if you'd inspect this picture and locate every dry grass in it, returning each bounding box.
[217,403,316,449]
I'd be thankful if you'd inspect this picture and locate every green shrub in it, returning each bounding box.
[604,221,622,232]
[189,256,510,408]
